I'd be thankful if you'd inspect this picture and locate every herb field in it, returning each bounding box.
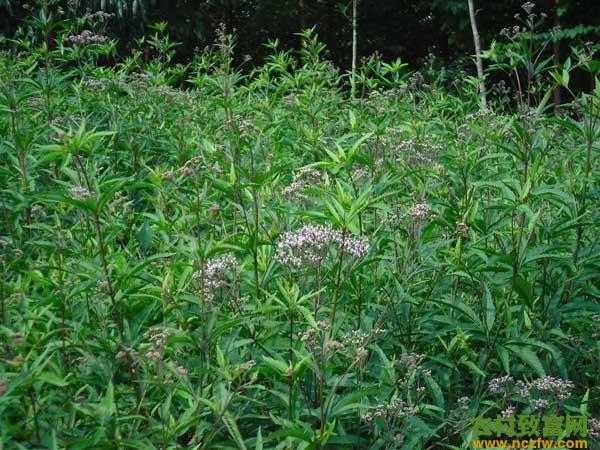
[0,8,599,450]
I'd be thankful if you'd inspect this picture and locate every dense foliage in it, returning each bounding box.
[0,4,599,449]
[2,0,600,73]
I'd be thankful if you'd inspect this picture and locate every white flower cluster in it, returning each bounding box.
[489,375,514,394]
[405,203,432,220]
[502,405,517,419]
[193,254,238,302]
[67,30,107,46]
[458,396,470,411]
[336,233,370,259]
[144,329,170,362]
[384,203,434,225]
[283,167,322,202]
[70,186,92,199]
[588,418,600,439]
[526,376,574,401]
[521,1,535,15]
[489,375,575,411]
[275,224,369,269]
[361,398,417,424]
[89,11,115,22]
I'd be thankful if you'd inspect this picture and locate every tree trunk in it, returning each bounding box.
[351,0,358,99]
[299,0,305,30]
[467,0,487,109]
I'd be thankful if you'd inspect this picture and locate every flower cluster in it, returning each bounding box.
[350,164,368,180]
[24,95,44,109]
[89,11,115,22]
[83,79,109,89]
[465,108,495,121]
[361,398,417,424]
[405,203,432,220]
[339,328,386,360]
[337,233,370,259]
[70,186,92,200]
[298,320,330,355]
[276,225,334,268]
[129,72,151,85]
[588,418,600,440]
[500,26,526,37]
[501,405,517,419]
[371,86,409,100]
[397,352,429,373]
[276,224,369,268]
[524,376,574,403]
[150,85,192,103]
[407,72,425,91]
[512,379,528,397]
[391,134,442,167]
[396,352,432,391]
[456,222,470,238]
[395,138,415,154]
[521,1,535,15]
[143,329,170,362]
[283,167,322,202]
[489,375,514,394]
[489,375,575,411]
[193,254,238,303]
[116,346,140,364]
[66,30,107,46]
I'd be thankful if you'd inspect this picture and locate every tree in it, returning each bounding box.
[351,0,358,98]
[467,0,487,108]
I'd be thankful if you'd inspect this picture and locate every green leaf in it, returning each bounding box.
[223,412,247,450]
[580,389,589,416]
[483,285,495,332]
[136,221,153,250]
[261,356,289,375]
[425,375,445,409]
[98,381,115,423]
[37,372,69,387]
[508,346,545,377]
[255,427,263,450]
[461,360,486,378]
